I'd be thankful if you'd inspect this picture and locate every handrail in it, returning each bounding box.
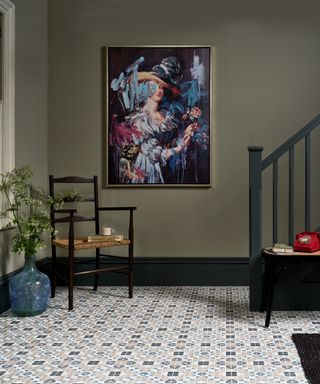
[262,114,320,170]
[248,113,320,311]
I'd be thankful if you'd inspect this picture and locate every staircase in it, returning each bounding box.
[248,114,320,311]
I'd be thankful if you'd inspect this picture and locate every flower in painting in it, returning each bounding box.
[190,106,202,119]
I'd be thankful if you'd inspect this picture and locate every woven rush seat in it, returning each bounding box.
[52,237,130,249]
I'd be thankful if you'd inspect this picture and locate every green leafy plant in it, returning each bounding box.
[0,165,54,257]
[54,187,82,205]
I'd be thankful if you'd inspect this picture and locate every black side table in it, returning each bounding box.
[261,248,320,328]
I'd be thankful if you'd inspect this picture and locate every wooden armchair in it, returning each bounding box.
[49,175,136,310]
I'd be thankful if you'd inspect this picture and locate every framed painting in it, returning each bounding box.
[106,45,212,187]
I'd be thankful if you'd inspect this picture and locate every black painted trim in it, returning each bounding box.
[50,256,249,286]
[2,256,320,314]
[0,257,249,314]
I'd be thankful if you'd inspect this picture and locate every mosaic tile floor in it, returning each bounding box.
[0,286,318,383]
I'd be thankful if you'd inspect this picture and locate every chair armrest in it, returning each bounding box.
[97,206,137,212]
[97,207,136,244]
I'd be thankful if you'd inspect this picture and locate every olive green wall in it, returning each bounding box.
[47,0,320,258]
[0,0,48,276]
[15,0,48,182]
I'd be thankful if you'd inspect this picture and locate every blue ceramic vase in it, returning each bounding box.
[9,255,51,316]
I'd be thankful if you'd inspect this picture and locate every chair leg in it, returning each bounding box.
[129,271,133,298]
[68,273,74,311]
[93,275,99,291]
[68,248,74,311]
[68,282,73,311]
[93,250,100,291]
[51,246,57,298]
[128,244,133,298]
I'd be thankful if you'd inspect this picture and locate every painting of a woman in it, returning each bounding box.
[107,46,211,186]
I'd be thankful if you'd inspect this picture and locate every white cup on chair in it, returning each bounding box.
[102,227,114,236]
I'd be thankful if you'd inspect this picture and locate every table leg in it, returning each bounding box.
[265,257,276,328]
[260,258,268,312]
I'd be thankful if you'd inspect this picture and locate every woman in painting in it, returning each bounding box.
[112,56,198,184]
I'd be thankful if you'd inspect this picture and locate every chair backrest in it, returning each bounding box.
[49,175,100,237]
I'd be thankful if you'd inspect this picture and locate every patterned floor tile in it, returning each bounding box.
[0,286,315,383]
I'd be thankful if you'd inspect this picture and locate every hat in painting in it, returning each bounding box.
[137,56,182,96]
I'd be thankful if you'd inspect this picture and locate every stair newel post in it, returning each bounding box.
[248,146,263,311]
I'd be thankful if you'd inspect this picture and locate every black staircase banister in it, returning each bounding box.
[262,114,320,170]
[248,113,320,311]
[288,147,295,244]
[272,160,278,244]
[248,146,263,311]
[305,134,311,231]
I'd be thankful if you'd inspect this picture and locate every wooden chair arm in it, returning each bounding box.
[97,207,136,243]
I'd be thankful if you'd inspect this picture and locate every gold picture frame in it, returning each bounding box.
[105,45,212,187]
